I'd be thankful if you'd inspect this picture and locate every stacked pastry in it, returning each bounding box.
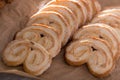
[91,8,120,35]
[65,8,120,77]
[2,0,101,76]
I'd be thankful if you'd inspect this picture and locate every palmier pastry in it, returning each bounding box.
[27,11,70,46]
[91,8,120,34]
[41,4,77,34]
[47,0,87,25]
[65,38,114,77]
[73,23,120,59]
[23,41,52,76]
[92,0,101,14]
[80,0,101,21]
[100,8,120,16]
[92,13,120,29]
[16,24,61,57]
[3,40,31,66]
[3,39,52,76]
[79,0,94,21]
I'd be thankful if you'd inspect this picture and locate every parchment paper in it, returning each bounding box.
[0,0,120,80]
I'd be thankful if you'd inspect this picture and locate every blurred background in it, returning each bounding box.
[98,0,120,7]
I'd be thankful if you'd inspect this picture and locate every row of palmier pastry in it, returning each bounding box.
[27,0,101,46]
[65,8,120,77]
[2,0,101,76]
[92,7,120,59]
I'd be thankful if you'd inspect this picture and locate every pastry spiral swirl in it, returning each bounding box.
[91,8,120,34]
[16,24,61,57]
[3,40,52,76]
[66,38,114,77]
[41,4,77,34]
[3,40,31,66]
[91,8,120,59]
[65,7,120,77]
[73,23,120,59]
[23,41,52,76]
[27,11,70,46]
[92,13,120,29]
[47,0,87,25]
